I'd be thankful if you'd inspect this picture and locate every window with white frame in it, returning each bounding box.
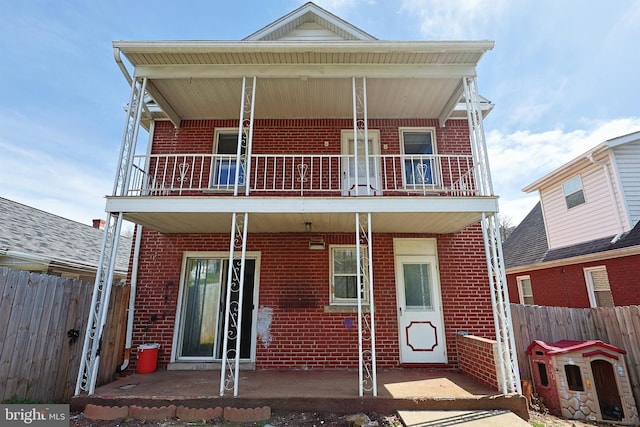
[562,175,585,209]
[330,246,368,304]
[517,275,534,305]
[211,129,245,188]
[400,128,437,187]
[584,266,614,307]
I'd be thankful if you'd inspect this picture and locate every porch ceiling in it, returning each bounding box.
[107,196,498,234]
[114,40,494,123]
[147,77,462,120]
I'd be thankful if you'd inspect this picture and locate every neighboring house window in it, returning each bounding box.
[584,266,614,307]
[330,246,367,304]
[564,365,584,391]
[517,276,534,305]
[562,175,585,209]
[211,129,245,188]
[400,128,437,187]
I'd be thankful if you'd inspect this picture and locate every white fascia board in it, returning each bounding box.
[133,63,477,80]
[522,143,610,193]
[106,196,499,214]
[113,40,495,55]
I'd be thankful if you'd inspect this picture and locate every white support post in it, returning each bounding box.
[351,77,370,195]
[75,77,147,396]
[221,76,253,396]
[463,76,521,395]
[355,213,377,396]
[219,212,249,396]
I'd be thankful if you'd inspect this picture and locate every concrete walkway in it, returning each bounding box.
[398,410,530,426]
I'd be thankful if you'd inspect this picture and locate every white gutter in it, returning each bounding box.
[113,47,133,86]
[587,152,626,243]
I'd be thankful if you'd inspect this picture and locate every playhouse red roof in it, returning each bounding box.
[526,339,626,356]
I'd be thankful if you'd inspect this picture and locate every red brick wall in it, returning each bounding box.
[127,118,493,372]
[152,118,471,156]
[506,254,640,307]
[456,334,498,390]
[129,227,494,371]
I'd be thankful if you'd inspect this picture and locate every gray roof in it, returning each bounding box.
[0,197,131,274]
[503,202,640,270]
[502,202,549,269]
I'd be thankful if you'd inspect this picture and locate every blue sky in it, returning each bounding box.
[1,0,639,228]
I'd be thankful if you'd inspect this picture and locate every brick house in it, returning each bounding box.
[504,131,640,307]
[75,2,519,397]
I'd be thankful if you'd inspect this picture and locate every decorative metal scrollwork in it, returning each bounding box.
[178,162,190,182]
[296,163,308,183]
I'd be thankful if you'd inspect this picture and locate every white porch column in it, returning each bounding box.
[351,77,370,194]
[355,212,378,397]
[463,76,521,395]
[220,76,255,396]
[75,77,148,395]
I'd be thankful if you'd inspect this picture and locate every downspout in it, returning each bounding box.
[117,223,143,372]
[587,153,625,243]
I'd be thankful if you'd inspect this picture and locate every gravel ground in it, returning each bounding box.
[69,409,627,426]
[69,411,402,426]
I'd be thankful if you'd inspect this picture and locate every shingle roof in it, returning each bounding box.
[502,202,640,270]
[502,202,548,269]
[0,197,131,274]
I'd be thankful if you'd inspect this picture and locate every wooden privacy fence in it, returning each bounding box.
[510,303,640,410]
[0,267,129,402]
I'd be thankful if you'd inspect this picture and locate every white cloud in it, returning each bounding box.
[399,0,509,39]
[0,110,115,225]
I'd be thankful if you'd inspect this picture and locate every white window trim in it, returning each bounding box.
[516,275,533,305]
[562,175,586,209]
[584,266,612,308]
[329,244,368,305]
[399,127,438,188]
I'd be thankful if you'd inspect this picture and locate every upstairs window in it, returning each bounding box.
[211,129,245,188]
[517,276,534,305]
[562,175,585,209]
[401,128,436,187]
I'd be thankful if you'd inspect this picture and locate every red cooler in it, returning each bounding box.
[136,343,160,374]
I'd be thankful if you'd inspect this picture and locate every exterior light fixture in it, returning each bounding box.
[304,222,312,232]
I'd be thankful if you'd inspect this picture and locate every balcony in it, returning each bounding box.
[128,153,479,197]
[106,151,497,235]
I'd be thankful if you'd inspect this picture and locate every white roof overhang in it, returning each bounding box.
[113,40,494,127]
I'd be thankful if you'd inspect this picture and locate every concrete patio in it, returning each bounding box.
[71,369,528,420]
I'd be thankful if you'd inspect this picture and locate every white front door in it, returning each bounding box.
[341,130,381,196]
[395,255,447,363]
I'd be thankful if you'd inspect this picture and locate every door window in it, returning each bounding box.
[175,256,256,361]
[179,258,223,357]
[403,263,433,309]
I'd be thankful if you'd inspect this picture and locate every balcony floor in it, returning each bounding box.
[71,369,527,419]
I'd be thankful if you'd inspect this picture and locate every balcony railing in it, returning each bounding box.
[127,153,479,197]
